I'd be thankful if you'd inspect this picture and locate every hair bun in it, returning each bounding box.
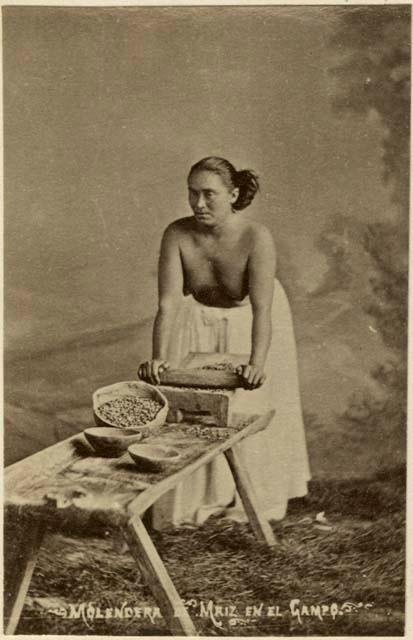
[234,169,260,210]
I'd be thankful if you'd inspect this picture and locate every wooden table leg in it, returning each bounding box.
[122,515,197,636]
[224,445,279,547]
[3,515,46,635]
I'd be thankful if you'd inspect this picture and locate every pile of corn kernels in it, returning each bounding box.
[200,361,237,371]
[97,395,162,428]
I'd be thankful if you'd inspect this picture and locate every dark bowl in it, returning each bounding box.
[83,427,143,456]
[127,443,180,472]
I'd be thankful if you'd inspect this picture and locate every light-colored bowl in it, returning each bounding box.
[83,426,143,456]
[127,443,180,472]
[93,381,169,435]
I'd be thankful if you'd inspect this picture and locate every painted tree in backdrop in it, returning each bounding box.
[330,6,410,435]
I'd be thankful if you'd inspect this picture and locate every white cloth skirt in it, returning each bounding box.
[151,278,311,529]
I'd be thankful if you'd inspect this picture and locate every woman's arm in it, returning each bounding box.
[238,225,276,388]
[153,223,184,359]
[138,223,184,383]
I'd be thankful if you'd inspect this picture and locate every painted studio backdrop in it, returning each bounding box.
[3,5,409,636]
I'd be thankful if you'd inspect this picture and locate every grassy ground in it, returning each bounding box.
[15,465,405,636]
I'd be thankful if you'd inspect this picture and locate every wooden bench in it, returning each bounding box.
[4,411,278,635]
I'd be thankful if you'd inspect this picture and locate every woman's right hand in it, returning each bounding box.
[236,364,266,389]
[137,359,170,385]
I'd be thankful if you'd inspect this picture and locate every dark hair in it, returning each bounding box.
[188,156,259,211]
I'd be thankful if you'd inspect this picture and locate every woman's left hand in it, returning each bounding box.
[236,364,266,389]
[138,359,170,385]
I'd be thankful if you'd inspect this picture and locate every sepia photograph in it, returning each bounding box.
[3,2,410,636]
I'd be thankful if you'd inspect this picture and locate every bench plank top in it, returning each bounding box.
[5,411,274,528]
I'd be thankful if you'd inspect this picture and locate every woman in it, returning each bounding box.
[138,156,311,529]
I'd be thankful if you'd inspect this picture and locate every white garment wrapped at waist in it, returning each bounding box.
[152,278,311,529]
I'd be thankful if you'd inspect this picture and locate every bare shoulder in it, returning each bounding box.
[162,217,193,243]
[244,221,275,251]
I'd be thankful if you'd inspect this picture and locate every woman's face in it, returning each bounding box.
[188,170,239,227]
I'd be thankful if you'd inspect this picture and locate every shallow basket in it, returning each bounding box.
[93,381,169,436]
